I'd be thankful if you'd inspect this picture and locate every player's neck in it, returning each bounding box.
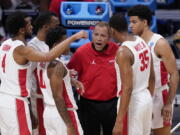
[141,28,154,44]
[37,30,46,41]
[120,32,133,42]
[12,34,26,44]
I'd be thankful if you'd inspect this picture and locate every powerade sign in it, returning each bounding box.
[66,20,101,26]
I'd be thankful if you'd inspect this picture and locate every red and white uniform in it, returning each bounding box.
[28,37,49,93]
[37,59,83,135]
[28,37,49,135]
[0,39,32,135]
[115,36,153,135]
[148,33,171,129]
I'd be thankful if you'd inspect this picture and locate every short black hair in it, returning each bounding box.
[33,11,57,34]
[6,11,28,37]
[109,13,128,32]
[128,4,153,26]
[45,26,66,49]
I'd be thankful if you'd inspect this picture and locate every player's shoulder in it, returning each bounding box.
[155,35,169,48]
[153,33,163,38]
[28,37,37,44]
[154,34,171,55]
[117,45,132,58]
[49,59,65,71]
[148,33,163,47]
[0,39,11,49]
[28,37,41,49]
[28,37,47,46]
[121,35,139,49]
[1,38,11,44]
[152,33,164,43]
[48,59,66,77]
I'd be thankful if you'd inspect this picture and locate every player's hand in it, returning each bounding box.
[70,69,78,79]
[71,78,85,95]
[67,125,76,135]
[72,30,88,40]
[162,104,172,126]
[112,122,123,135]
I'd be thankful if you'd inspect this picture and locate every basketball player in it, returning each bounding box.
[28,11,60,135]
[109,13,155,135]
[0,11,87,135]
[128,5,179,135]
[37,26,83,135]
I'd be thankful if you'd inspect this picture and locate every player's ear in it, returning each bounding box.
[43,24,49,30]
[143,19,148,27]
[19,27,25,35]
[110,27,115,37]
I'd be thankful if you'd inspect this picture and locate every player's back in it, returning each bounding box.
[0,38,31,97]
[37,59,77,109]
[122,36,151,94]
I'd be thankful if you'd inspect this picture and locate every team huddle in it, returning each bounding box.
[0,4,179,135]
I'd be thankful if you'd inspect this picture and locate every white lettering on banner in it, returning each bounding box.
[66,20,101,26]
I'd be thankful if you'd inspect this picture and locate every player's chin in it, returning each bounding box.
[132,32,137,36]
[130,29,135,34]
[132,29,139,35]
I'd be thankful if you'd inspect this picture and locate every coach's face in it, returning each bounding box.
[92,25,109,51]
[129,16,145,36]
